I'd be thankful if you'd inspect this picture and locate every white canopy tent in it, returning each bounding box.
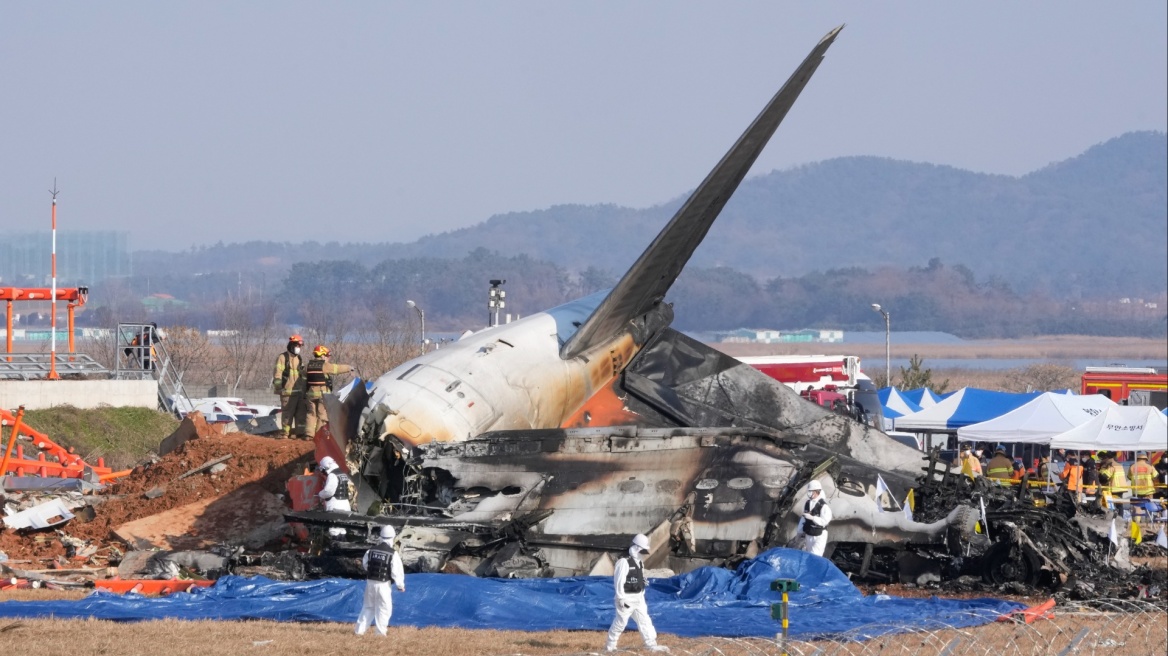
[956,392,1116,444]
[1048,405,1168,451]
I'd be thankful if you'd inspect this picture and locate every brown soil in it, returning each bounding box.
[0,432,313,563]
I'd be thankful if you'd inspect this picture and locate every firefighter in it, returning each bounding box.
[1098,452,1130,498]
[273,335,305,439]
[959,444,982,479]
[317,456,353,538]
[985,445,1014,481]
[1154,454,1168,500]
[303,345,355,439]
[354,524,405,636]
[798,479,832,557]
[604,534,669,653]
[1129,452,1156,498]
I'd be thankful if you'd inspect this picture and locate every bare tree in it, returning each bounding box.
[215,294,279,394]
[1001,363,1079,393]
[350,299,417,381]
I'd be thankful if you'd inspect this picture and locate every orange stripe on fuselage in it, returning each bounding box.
[561,377,642,428]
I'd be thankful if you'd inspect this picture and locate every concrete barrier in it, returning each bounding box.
[0,379,159,410]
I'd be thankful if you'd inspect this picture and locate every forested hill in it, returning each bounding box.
[135,131,1167,299]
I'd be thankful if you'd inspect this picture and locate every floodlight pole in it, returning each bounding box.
[406,300,425,355]
[48,182,60,380]
[871,303,890,386]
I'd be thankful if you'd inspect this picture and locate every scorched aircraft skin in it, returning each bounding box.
[298,26,980,578]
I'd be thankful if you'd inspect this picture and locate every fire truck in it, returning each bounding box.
[1080,366,1167,406]
[736,355,884,428]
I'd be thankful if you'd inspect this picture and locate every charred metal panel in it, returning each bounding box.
[621,329,924,479]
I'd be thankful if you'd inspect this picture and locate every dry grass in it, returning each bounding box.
[0,602,1164,656]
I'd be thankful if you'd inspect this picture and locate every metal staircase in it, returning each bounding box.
[113,322,193,417]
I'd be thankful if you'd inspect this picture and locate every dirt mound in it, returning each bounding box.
[67,434,315,544]
[1,432,314,564]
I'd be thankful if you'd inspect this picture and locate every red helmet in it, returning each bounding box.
[289,334,304,344]
[313,345,330,358]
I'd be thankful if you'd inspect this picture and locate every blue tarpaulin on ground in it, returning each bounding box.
[0,549,1020,638]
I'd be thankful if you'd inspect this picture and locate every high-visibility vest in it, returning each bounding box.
[961,454,981,479]
[1061,464,1082,493]
[1100,463,1129,494]
[1130,461,1156,496]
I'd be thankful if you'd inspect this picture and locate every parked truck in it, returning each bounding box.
[1080,366,1167,406]
[735,355,884,429]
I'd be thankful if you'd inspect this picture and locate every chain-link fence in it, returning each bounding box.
[598,599,1166,656]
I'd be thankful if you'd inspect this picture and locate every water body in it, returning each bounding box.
[887,358,1167,371]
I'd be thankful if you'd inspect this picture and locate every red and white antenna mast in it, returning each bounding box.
[48,180,60,380]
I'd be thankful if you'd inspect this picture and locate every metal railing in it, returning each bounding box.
[113,322,192,416]
[0,352,108,380]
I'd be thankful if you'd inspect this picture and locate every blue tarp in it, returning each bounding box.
[894,388,1043,432]
[0,549,1020,638]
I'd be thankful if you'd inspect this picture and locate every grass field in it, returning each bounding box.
[20,406,179,471]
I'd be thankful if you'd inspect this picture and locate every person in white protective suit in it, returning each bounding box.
[797,479,833,557]
[604,533,670,653]
[354,524,406,636]
[317,456,352,538]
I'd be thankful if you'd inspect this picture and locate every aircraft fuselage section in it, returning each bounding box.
[365,310,639,448]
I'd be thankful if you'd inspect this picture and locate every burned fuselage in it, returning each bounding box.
[290,25,1149,593]
[296,26,986,582]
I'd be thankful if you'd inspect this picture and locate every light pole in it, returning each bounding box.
[406,300,425,355]
[871,303,890,387]
[487,279,506,327]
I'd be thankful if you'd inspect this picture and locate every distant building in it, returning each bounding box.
[142,293,189,314]
[720,328,843,344]
[0,231,131,286]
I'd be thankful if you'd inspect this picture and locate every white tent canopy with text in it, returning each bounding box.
[956,392,1116,444]
[1048,405,1168,452]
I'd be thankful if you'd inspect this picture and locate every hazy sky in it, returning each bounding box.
[2,3,1165,250]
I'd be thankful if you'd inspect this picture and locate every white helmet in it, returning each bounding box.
[319,456,336,472]
[631,533,651,553]
[380,524,396,540]
[807,480,823,493]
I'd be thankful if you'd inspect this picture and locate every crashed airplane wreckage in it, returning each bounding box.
[286,26,1137,591]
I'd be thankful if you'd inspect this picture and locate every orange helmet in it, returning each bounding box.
[289,334,304,344]
[313,345,330,358]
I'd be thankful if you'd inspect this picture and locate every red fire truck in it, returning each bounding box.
[736,355,882,427]
[1080,366,1167,404]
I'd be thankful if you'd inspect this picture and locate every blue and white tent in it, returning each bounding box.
[878,387,922,420]
[902,387,943,408]
[894,388,1044,432]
